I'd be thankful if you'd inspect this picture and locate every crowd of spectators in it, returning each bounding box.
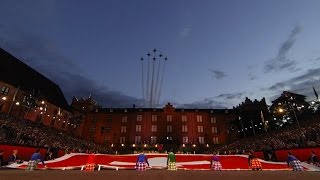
[1,112,320,159]
[211,114,320,157]
[0,113,112,155]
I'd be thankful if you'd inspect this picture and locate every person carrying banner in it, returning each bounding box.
[135,151,150,171]
[26,148,47,171]
[167,149,177,171]
[287,152,303,171]
[248,151,262,170]
[210,152,222,170]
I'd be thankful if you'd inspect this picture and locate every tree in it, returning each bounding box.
[269,91,312,129]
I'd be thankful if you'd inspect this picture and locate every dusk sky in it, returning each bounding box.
[1,0,320,108]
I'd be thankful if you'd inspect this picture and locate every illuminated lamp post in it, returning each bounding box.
[192,144,196,154]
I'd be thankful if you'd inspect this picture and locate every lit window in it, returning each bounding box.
[137,115,142,121]
[211,117,217,124]
[121,126,127,133]
[167,115,172,122]
[182,137,188,143]
[197,126,203,133]
[151,125,157,132]
[122,116,128,123]
[182,125,188,132]
[213,137,219,144]
[1,86,10,95]
[152,115,157,122]
[135,136,141,144]
[212,127,218,134]
[181,115,187,122]
[196,115,202,122]
[120,137,126,144]
[136,125,141,132]
[198,137,205,144]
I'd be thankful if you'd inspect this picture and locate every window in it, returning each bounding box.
[152,115,157,122]
[1,86,9,95]
[181,115,187,122]
[198,126,203,133]
[196,115,202,122]
[50,118,55,126]
[167,125,172,132]
[91,117,97,123]
[104,136,110,144]
[211,117,217,124]
[212,127,218,134]
[151,136,157,144]
[107,117,112,123]
[122,116,127,123]
[121,126,127,133]
[105,127,111,133]
[137,115,142,121]
[213,137,219,145]
[120,137,126,144]
[90,126,96,133]
[182,125,188,132]
[182,137,189,143]
[135,136,141,143]
[198,137,205,144]
[136,125,141,132]
[167,115,172,122]
[151,125,157,132]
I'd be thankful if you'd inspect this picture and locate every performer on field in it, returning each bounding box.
[84,152,96,171]
[135,151,150,171]
[248,151,262,170]
[26,148,47,171]
[8,149,22,164]
[287,152,303,171]
[210,152,222,170]
[307,151,319,167]
[167,149,177,171]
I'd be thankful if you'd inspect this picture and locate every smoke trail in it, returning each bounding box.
[154,54,162,107]
[141,57,145,107]
[150,55,156,107]
[156,57,167,105]
[146,52,150,107]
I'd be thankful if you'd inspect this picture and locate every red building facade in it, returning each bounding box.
[80,103,235,152]
[0,48,79,132]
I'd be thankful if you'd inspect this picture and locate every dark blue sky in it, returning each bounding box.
[1,0,320,108]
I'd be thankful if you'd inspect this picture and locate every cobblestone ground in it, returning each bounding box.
[1,169,320,180]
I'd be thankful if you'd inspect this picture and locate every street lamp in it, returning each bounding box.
[1,96,7,101]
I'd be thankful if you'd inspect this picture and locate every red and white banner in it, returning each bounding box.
[6,153,320,171]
